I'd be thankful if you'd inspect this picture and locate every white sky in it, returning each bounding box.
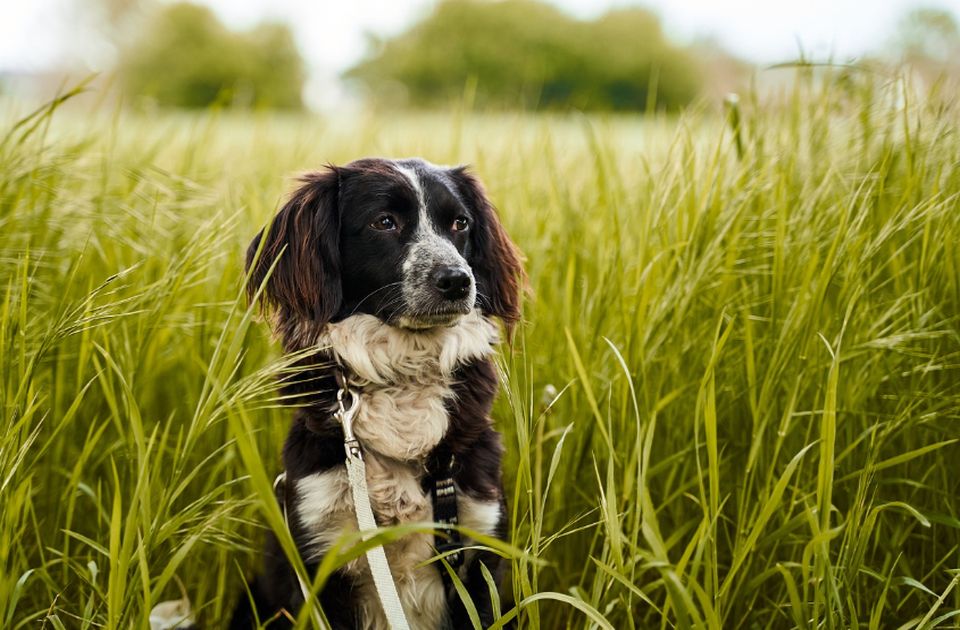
[2,0,958,105]
[175,0,960,66]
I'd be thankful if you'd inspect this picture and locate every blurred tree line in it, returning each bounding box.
[114,0,705,111]
[118,3,304,109]
[110,0,959,112]
[346,0,703,111]
[894,7,960,81]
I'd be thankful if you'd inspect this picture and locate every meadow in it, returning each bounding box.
[2,71,960,628]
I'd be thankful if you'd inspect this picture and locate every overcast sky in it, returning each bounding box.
[2,0,958,105]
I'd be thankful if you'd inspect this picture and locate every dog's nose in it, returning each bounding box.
[433,266,471,300]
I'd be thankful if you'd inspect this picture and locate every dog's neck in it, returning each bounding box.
[317,310,498,386]
[314,310,499,461]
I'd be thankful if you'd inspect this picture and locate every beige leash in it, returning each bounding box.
[276,380,411,630]
[335,384,410,630]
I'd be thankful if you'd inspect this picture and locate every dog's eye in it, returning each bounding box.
[452,216,469,232]
[371,215,398,231]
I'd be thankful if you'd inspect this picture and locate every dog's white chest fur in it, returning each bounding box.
[320,310,497,460]
[294,311,502,629]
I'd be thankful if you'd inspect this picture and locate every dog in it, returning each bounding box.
[231,158,524,629]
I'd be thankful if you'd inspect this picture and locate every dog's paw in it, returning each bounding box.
[149,598,196,630]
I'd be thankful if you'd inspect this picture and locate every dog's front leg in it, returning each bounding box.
[313,565,361,629]
[448,492,512,630]
[448,548,509,629]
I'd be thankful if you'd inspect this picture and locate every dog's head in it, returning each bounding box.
[247,158,523,344]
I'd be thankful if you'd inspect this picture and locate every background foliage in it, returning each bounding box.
[346,0,702,110]
[118,3,304,109]
[104,1,960,113]
[2,71,960,628]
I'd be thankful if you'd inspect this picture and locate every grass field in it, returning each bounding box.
[2,71,960,629]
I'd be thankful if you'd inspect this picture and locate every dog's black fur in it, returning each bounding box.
[231,158,523,629]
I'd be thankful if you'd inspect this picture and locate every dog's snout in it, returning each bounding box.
[433,266,471,301]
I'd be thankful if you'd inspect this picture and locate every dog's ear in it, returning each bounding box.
[246,167,342,334]
[451,166,525,333]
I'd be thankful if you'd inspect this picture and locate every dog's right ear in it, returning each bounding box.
[246,167,342,332]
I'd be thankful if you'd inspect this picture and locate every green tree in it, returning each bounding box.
[896,7,960,64]
[346,0,702,111]
[119,3,304,109]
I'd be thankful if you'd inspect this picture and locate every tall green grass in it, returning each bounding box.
[2,70,959,628]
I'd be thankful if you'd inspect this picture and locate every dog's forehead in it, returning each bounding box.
[391,158,463,206]
[339,157,466,217]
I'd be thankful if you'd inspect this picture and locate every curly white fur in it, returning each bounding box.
[319,310,498,461]
[294,310,501,629]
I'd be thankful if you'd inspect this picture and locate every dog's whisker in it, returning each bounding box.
[474,290,494,310]
[373,292,407,317]
[349,281,404,316]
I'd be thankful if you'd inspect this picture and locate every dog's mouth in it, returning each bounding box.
[395,308,469,330]
[395,257,477,330]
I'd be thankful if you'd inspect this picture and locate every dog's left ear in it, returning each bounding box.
[246,167,342,343]
[451,166,526,333]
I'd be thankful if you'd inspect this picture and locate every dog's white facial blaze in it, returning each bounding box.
[394,163,477,329]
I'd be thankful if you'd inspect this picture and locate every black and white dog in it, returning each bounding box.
[231,158,523,629]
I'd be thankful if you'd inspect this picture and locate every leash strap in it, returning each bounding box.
[275,370,464,628]
[335,381,411,630]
